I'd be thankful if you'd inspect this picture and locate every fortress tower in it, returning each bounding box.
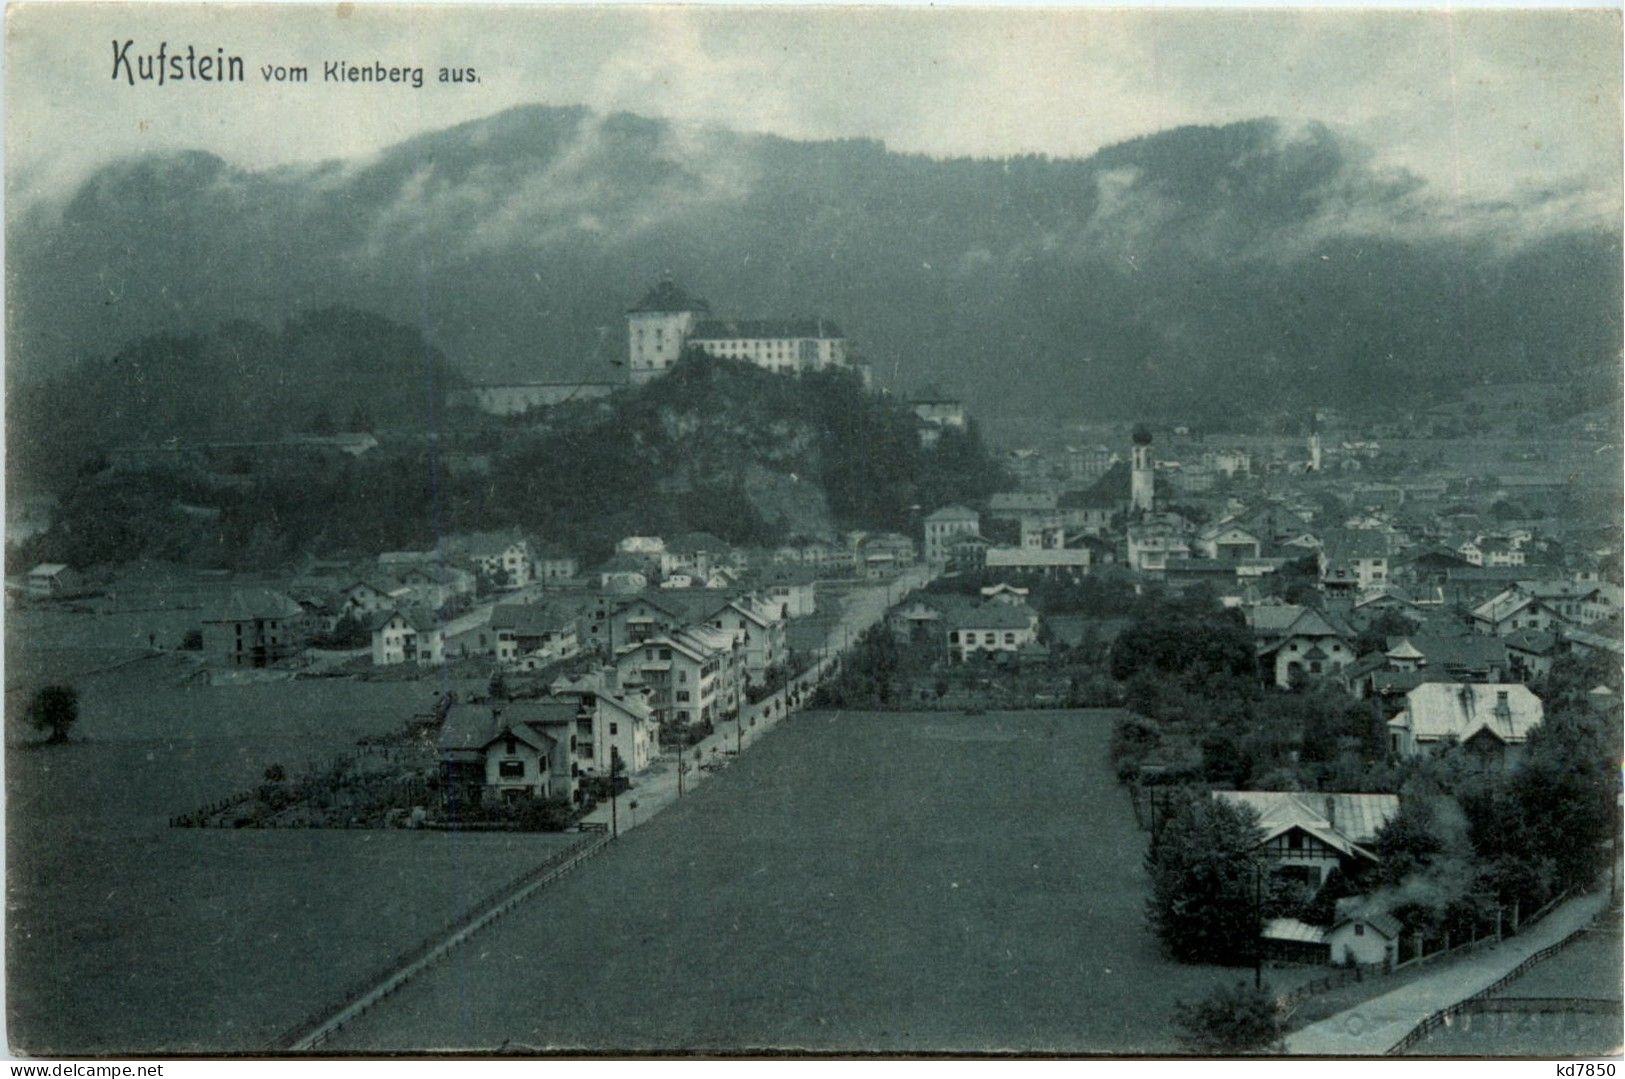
[1130,424,1154,514]
[627,278,710,385]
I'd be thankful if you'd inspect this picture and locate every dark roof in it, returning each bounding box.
[1504,629,1560,655]
[368,606,439,633]
[490,604,574,636]
[1399,633,1509,672]
[949,603,1037,631]
[629,279,710,314]
[689,318,843,341]
[206,588,303,623]
[437,704,500,752]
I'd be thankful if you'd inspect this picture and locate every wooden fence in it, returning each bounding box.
[273,831,611,1051]
[1387,903,1606,1055]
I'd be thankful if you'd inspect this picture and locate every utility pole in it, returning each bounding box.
[678,736,686,798]
[1254,861,1264,990]
[609,745,621,839]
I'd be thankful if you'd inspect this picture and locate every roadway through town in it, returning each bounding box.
[577,565,932,836]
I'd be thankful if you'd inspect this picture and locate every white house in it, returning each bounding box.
[1246,604,1355,689]
[946,602,1040,662]
[369,608,445,666]
[1388,682,1544,768]
[923,505,981,564]
[24,563,81,598]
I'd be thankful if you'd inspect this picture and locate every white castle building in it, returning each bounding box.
[627,279,854,385]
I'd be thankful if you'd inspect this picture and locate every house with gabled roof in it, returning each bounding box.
[369,607,444,666]
[490,603,580,670]
[445,530,535,589]
[1197,521,1264,562]
[1245,604,1355,688]
[1470,587,1568,637]
[946,601,1040,662]
[613,624,743,730]
[437,700,582,808]
[1213,790,1400,889]
[1318,529,1390,596]
[551,669,661,776]
[1388,682,1544,769]
[203,589,306,668]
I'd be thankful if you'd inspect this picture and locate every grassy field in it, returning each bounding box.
[5,652,572,1055]
[328,709,1311,1054]
[1402,923,1623,1057]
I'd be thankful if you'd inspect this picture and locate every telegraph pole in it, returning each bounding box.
[609,746,621,839]
[678,736,685,799]
[1254,861,1264,990]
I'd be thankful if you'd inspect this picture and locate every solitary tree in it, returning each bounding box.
[1173,981,1285,1054]
[1146,794,1266,964]
[27,684,79,744]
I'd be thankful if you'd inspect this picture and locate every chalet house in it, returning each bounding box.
[1388,683,1544,768]
[1197,522,1264,561]
[946,602,1040,662]
[613,625,743,730]
[1245,604,1355,688]
[923,505,981,564]
[338,580,402,620]
[438,700,582,808]
[491,604,580,670]
[369,608,445,666]
[1470,588,1568,637]
[24,563,81,598]
[1213,790,1400,889]
[203,589,305,668]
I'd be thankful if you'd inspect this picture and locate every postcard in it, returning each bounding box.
[5,1,1622,1058]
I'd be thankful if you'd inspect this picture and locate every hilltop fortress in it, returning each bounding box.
[466,280,865,416]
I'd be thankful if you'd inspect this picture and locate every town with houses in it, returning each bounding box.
[8,277,1623,1057]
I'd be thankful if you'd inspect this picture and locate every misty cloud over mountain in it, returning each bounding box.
[9,104,1619,422]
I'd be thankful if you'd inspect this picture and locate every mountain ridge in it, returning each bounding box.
[8,103,1620,424]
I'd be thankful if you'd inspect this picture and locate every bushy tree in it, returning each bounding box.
[1146,794,1265,964]
[26,684,79,744]
[1173,982,1284,1054]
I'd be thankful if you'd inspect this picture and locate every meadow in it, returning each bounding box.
[328,709,1316,1054]
[5,641,571,1055]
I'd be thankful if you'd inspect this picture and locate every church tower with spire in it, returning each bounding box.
[1130,424,1154,514]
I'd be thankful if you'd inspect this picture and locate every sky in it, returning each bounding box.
[5,4,1622,215]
